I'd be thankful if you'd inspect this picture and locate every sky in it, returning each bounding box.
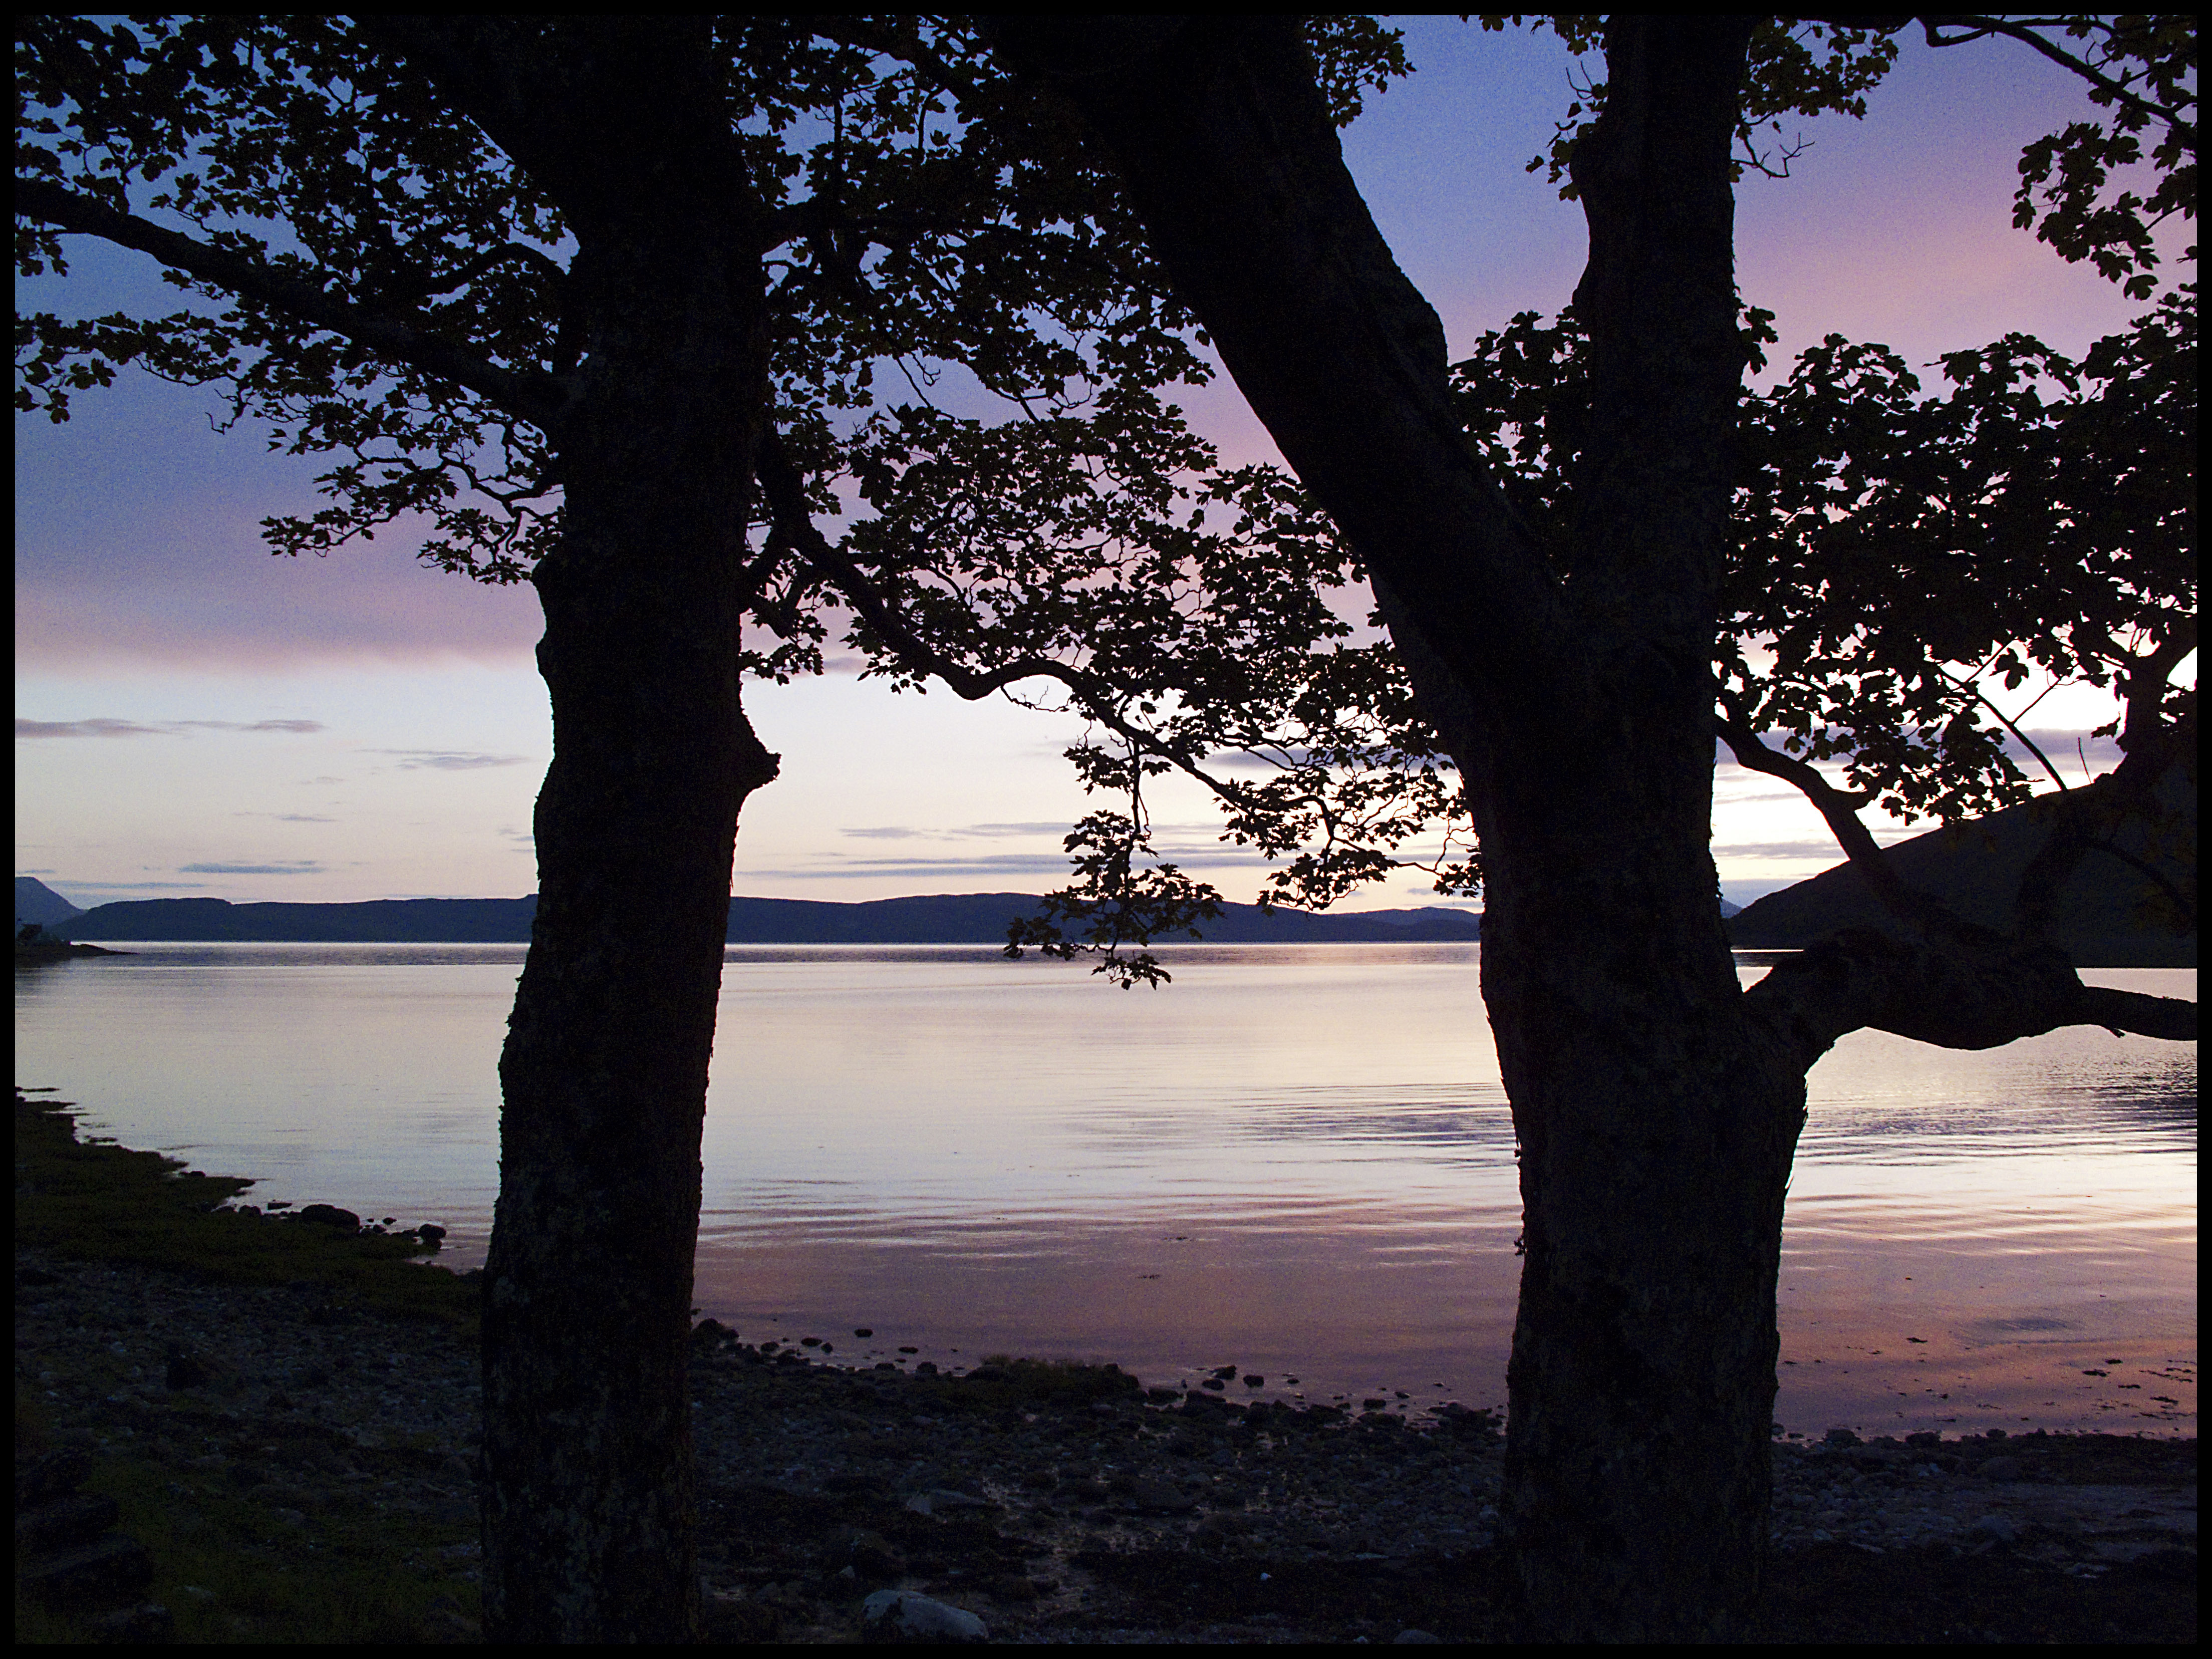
[15,18,2191,911]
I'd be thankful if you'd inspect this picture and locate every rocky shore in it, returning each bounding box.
[15,1089,2197,1643]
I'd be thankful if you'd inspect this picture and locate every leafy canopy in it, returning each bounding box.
[15,16,2197,974]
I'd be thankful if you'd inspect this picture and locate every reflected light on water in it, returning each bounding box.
[14,943,2195,1433]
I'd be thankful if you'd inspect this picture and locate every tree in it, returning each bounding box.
[17,13,2195,1642]
[983,12,2195,1640]
[15,13,1411,1638]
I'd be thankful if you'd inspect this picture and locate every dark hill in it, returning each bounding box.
[59,892,1482,946]
[1728,770,2194,968]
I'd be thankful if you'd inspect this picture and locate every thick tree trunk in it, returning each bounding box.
[1479,740,1805,1640]
[989,12,1795,1639]
[1476,20,1786,1639]
[479,229,772,1640]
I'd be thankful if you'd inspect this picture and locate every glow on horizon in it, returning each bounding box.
[14,20,2187,911]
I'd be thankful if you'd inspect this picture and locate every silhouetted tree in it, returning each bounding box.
[984,13,2194,1638]
[15,14,1409,1637]
[18,13,2194,1642]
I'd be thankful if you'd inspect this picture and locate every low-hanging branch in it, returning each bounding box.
[751,428,1243,809]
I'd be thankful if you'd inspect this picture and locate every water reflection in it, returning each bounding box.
[15,943,2193,1432]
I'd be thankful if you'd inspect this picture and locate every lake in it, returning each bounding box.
[15,943,2196,1439]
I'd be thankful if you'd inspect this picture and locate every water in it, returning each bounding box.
[16,943,2195,1437]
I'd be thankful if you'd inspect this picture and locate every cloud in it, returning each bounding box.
[379,750,532,770]
[747,837,1293,883]
[17,718,167,739]
[839,821,1075,842]
[178,861,326,876]
[15,716,325,739]
[749,852,1085,881]
[1708,836,1910,863]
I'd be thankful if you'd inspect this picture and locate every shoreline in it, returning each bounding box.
[16,1090,2198,1642]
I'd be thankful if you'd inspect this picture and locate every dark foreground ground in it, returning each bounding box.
[16,1087,2197,1643]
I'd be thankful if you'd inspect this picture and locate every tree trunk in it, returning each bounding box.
[479,225,772,1641]
[1476,20,1789,1639]
[1478,736,1806,1640]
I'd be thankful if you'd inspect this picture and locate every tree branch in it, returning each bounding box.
[750,429,1249,814]
[1743,922,2197,1065]
[985,15,1581,739]
[1913,15,2195,134]
[1716,692,1999,947]
[15,178,566,427]
[1933,663,2070,792]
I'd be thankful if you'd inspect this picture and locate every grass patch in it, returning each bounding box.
[15,1090,476,1331]
[16,1381,483,1643]
[17,1088,486,1641]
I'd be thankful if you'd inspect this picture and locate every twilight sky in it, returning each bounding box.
[15,19,2188,910]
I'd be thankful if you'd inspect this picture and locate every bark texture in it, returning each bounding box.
[358,20,781,1642]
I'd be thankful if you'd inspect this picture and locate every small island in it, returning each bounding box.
[15,923,128,963]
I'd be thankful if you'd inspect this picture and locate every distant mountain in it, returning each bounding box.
[57,890,1483,946]
[1728,769,2195,968]
[60,896,540,943]
[14,877,86,928]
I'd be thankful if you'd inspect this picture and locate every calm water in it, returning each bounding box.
[16,943,2196,1438]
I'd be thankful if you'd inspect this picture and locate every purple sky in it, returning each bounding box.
[15,19,2188,909]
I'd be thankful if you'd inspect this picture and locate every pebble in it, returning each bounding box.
[17,1247,2197,1644]
[862,1588,989,1643]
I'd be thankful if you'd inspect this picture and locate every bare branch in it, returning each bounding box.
[1934,664,2070,792]
[16,178,567,427]
[1716,692,1997,946]
[1914,15,2195,134]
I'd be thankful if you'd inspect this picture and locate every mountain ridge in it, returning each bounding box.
[1728,769,2195,969]
[51,890,1486,946]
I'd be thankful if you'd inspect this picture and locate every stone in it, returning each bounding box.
[15,1493,121,1553]
[164,1346,212,1390]
[1125,1477,1197,1515]
[16,1448,93,1508]
[860,1588,988,1644]
[1394,1631,1444,1644]
[292,1204,360,1232]
[1822,1428,1861,1447]
[22,1534,157,1606]
[903,1489,986,1516]
[88,1602,175,1642]
[1968,1514,2020,1543]
[1979,1455,2024,1482]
